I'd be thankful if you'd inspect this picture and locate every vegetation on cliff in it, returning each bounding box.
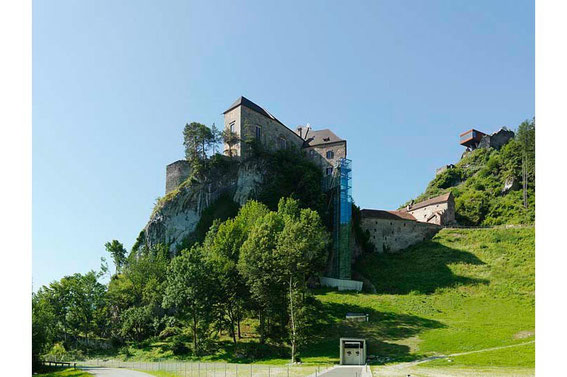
[143,121,328,254]
[403,119,535,226]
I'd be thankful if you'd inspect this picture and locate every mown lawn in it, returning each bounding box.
[306,227,535,367]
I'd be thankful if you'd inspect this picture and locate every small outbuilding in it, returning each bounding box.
[339,338,366,365]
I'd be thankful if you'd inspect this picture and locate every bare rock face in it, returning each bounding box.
[502,176,520,194]
[143,160,266,252]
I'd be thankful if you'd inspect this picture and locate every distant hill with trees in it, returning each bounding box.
[402,119,535,226]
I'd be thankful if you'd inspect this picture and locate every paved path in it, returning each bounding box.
[318,366,365,377]
[80,367,154,377]
[372,341,535,376]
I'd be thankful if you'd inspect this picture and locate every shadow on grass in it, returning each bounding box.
[302,301,446,364]
[354,240,489,295]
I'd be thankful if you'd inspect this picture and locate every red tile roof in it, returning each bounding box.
[406,192,453,211]
[361,209,417,221]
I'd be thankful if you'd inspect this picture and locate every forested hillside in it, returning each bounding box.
[403,119,535,226]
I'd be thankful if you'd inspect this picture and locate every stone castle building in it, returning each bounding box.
[360,210,441,253]
[164,97,457,261]
[404,192,455,226]
[360,192,456,253]
[165,96,348,195]
[222,96,347,177]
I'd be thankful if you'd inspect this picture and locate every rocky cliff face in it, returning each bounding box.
[142,160,266,252]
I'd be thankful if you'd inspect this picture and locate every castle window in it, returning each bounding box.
[278,137,287,150]
[326,167,333,176]
[255,126,262,140]
[229,121,235,133]
[326,150,334,159]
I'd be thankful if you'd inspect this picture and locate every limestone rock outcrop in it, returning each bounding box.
[502,176,520,194]
[142,160,266,252]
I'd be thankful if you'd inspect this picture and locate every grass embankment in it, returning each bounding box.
[108,227,534,371]
[307,227,534,370]
[34,368,90,377]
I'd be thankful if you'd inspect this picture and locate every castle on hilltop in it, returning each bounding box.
[162,96,497,290]
[222,96,347,177]
[164,96,355,286]
[166,96,348,195]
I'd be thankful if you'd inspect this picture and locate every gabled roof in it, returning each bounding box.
[303,129,345,147]
[223,96,305,141]
[361,209,417,221]
[223,96,281,123]
[406,192,453,211]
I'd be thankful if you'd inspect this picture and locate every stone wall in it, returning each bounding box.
[435,164,455,176]
[223,106,242,157]
[478,128,515,150]
[165,160,191,194]
[304,141,347,173]
[147,160,266,252]
[407,200,455,225]
[224,106,304,158]
[361,216,441,253]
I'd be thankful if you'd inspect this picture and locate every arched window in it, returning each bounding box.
[326,150,334,159]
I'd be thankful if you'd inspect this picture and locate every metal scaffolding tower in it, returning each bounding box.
[330,158,352,279]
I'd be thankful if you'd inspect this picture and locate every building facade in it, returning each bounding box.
[222,96,347,177]
[360,209,441,253]
[302,128,347,177]
[404,192,456,226]
[223,97,305,158]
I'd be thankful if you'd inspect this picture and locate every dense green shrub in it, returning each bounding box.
[255,149,328,221]
[169,336,190,355]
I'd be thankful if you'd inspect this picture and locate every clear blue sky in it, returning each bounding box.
[33,0,534,289]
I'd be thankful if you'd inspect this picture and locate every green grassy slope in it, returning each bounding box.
[401,140,535,226]
[307,227,534,368]
[105,227,534,370]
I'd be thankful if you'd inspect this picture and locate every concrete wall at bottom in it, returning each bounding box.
[320,277,363,291]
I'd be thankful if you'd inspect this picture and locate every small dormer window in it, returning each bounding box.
[326,151,334,159]
[323,137,330,142]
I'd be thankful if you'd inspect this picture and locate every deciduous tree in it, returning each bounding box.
[163,246,217,352]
